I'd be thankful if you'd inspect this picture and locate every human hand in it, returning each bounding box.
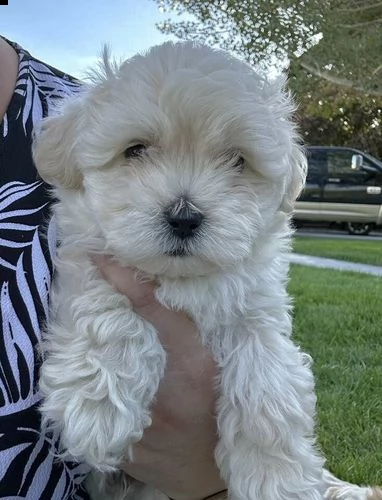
[93,256,226,500]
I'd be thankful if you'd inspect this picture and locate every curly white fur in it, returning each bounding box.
[33,42,379,500]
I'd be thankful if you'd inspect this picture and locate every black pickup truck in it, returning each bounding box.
[294,146,382,235]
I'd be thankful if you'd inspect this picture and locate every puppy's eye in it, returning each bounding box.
[124,144,146,159]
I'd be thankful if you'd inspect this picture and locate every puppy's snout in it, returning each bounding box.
[165,197,204,239]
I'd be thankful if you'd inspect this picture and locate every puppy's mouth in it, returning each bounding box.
[165,246,191,258]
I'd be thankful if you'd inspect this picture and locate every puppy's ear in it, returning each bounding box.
[262,76,307,213]
[33,98,84,189]
[280,144,307,213]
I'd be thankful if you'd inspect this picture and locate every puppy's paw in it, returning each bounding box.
[325,486,382,500]
[41,386,150,471]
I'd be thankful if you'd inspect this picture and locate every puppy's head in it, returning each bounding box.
[33,42,306,277]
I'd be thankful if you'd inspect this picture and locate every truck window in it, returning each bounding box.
[327,150,375,184]
[307,150,326,182]
[327,150,354,175]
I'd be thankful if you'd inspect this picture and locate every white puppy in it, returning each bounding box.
[33,42,379,500]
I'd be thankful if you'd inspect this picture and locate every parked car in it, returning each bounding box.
[294,146,382,235]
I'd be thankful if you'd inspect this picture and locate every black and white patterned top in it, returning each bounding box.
[0,38,90,499]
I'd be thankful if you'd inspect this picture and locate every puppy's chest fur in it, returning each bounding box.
[53,233,291,365]
[155,263,291,358]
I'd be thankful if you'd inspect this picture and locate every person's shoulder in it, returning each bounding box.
[2,36,83,104]
[30,52,81,89]
[18,41,82,97]
[8,37,83,124]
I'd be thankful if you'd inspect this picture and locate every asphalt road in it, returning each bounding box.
[296,228,382,241]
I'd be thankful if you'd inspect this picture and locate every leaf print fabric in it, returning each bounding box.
[0,37,90,499]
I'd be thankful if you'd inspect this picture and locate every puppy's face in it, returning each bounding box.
[33,43,306,277]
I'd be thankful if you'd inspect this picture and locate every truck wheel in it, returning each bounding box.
[346,222,372,235]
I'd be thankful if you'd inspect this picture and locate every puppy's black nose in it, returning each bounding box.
[165,198,203,239]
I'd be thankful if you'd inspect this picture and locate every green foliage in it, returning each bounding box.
[156,0,325,70]
[154,0,382,95]
[302,0,382,94]
[292,77,382,157]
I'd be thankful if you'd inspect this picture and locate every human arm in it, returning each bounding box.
[0,37,19,121]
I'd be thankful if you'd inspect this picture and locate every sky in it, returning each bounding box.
[0,0,178,78]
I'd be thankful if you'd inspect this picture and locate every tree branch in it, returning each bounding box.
[372,64,382,76]
[299,61,382,96]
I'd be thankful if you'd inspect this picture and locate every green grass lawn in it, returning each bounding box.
[289,265,382,485]
[293,236,382,266]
